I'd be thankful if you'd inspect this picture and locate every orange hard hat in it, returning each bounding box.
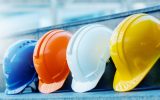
[33,30,72,93]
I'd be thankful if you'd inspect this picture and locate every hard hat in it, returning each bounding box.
[33,30,72,94]
[67,24,112,92]
[110,14,160,92]
[3,39,37,94]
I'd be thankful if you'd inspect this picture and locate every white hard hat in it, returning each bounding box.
[67,24,112,92]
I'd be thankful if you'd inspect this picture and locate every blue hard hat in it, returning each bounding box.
[3,39,38,94]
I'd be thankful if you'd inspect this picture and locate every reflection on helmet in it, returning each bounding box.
[67,24,112,92]
[33,30,72,94]
[110,14,160,92]
[3,39,37,95]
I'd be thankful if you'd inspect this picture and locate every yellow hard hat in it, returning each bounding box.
[110,13,160,92]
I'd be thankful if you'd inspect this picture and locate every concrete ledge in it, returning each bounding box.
[0,90,160,100]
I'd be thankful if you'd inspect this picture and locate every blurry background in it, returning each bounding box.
[0,0,160,38]
[0,0,160,60]
[0,0,160,92]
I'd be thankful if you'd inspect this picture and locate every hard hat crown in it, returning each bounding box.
[33,30,72,93]
[3,39,37,94]
[110,14,160,92]
[67,24,112,92]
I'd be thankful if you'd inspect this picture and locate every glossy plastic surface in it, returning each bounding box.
[110,14,160,92]
[33,30,72,94]
[3,39,37,94]
[67,24,112,92]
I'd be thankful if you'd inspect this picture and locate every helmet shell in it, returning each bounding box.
[67,24,112,92]
[33,30,72,94]
[3,39,37,94]
[110,14,160,92]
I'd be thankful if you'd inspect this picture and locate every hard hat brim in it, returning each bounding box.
[5,73,37,95]
[5,84,27,95]
[38,79,65,94]
[71,76,101,93]
[113,61,156,92]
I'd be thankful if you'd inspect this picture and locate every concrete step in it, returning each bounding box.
[0,90,160,100]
